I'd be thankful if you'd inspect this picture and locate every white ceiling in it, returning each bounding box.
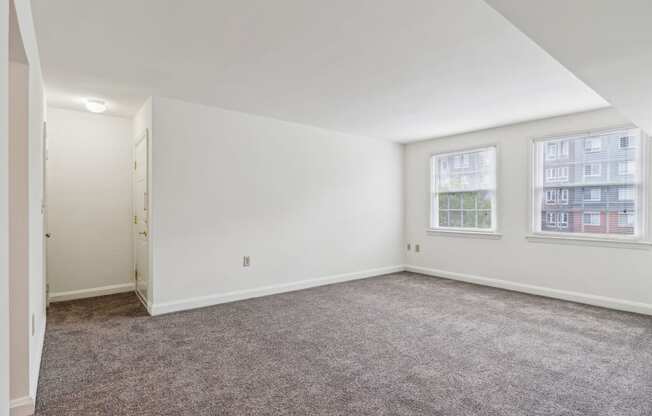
[485,0,652,136]
[32,0,608,142]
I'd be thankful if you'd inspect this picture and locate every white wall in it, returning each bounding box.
[149,97,404,313]
[405,108,652,312]
[8,59,29,410]
[0,0,10,412]
[47,108,133,298]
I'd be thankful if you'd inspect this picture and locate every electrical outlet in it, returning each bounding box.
[407,243,411,251]
[415,244,420,253]
[243,256,250,267]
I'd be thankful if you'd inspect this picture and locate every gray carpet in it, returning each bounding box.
[36,272,652,415]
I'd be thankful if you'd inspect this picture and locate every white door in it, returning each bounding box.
[133,130,149,305]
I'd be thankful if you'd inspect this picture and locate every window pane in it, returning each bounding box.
[439,210,449,227]
[438,194,449,209]
[477,191,492,210]
[462,192,476,209]
[449,211,462,227]
[536,128,641,237]
[463,210,477,228]
[449,193,461,209]
[478,211,491,228]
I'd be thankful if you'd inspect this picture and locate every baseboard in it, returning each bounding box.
[135,288,153,315]
[406,265,652,316]
[150,265,405,316]
[10,396,34,416]
[49,283,135,303]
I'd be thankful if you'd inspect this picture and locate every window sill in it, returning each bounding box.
[525,234,652,250]
[427,229,502,240]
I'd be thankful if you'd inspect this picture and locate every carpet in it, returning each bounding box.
[35,272,652,415]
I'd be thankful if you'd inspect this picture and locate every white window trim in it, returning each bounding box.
[429,145,499,237]
[529,125,650,247]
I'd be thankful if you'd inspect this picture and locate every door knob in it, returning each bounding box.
[139,231,148,237]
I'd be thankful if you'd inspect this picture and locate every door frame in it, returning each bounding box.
[133,129,149,308]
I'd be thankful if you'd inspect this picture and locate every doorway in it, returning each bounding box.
[133,129,149,306]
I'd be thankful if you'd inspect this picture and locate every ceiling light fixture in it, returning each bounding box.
[85,99,107,113]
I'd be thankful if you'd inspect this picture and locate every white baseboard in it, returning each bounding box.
[49,282,135,303]
[10,396,34,416]
[150,265,405,316]
[406,265,652,316]
[135,288,153,315]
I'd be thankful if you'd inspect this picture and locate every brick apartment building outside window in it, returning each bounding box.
[532,127,645,237]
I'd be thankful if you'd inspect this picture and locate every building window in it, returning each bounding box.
[431,146,496,232]
[533,127,645,238]
[618,161,635,176]
[584,137,602,153]
[559,212,569,228]
[546,166,568,182]
[618,212,635,227]
[545,190,556,204]
[560,189,569,204]
[583,212,601,226]
[585,188,601,202]
[545,142,558,160]
[545,188,569,205]
[618,188,634,201]
[584,163,601,177]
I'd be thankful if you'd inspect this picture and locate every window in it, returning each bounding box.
[585,188,601,202]
[618,188,634,201]
[533,127,645,238]
[584,163,601,177]
[584,137,602,153]
[559,212,569,228]
[545,143,558,160]
[583,212,601,226]
[545,188,569,205]
[432,146,496,232]
[618,161,635,176]
[545,212,569,229]
[545,190,556,204]
[546,166,568,182]
[560,189,569,204]
[618,213,634,227]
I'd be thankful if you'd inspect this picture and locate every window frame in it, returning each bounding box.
[529,125,649,244]
[430,145,499,236]
[583,211,601,226]
[584,137,602,153]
